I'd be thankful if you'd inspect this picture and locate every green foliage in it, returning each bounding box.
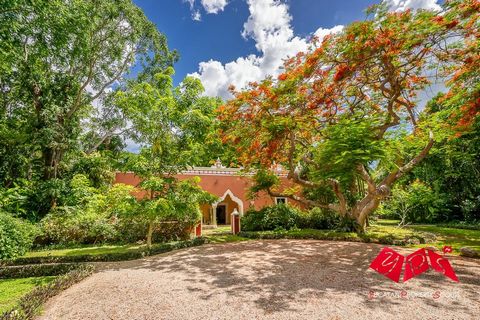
[239,229,360,241]
[310,117,386,183]
[298,208,340,230]
[68,153,115,188]
[406,117,480,222]
[242,204,302,231]
[0,263,83,279]
[379,180,443,223]
[0,212,37,260]
[36,177,212,246]
[0,0,176,185]
[242,205,355,232]
[38,208,117,245]
[37,183,139,245]
[250,170,280,196]
[0,182,32,218]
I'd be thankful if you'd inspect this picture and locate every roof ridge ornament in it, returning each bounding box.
[212,157,225,168]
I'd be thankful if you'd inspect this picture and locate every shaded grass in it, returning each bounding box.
[362,219,480,254]
[238,219,480,255]
[404,224,480,251]
[203,226,249,243]
[0,276,55,313]
[366,220,480,252]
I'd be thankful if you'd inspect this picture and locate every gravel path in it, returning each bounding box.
[38,240,480,320]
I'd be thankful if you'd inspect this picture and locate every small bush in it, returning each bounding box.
[298,208,340,230]
[242,204,302,231]
[115,217,193,244]
[379,180,445,223]
[0,212,37,260]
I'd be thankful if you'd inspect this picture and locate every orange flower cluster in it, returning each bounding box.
[217,1,479,167]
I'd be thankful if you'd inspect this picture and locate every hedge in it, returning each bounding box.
[1,265,94,320]
[237,230,433,246]
[0,263,83,279]
[1,237,207,267]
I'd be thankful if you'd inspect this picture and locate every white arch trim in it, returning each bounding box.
[213,189,244,215]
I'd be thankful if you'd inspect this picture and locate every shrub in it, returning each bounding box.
[0,212,37,260]
[242,204,302,231]
[37,183,139,245]
[379,180,444,224]
[0,263,82,279]
[115,217,194,244]
[37,206,117,245]
[298,208,340,230]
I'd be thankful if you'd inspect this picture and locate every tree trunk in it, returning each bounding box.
[351,195,382,233]
[146,219,154,248]
[42,147,63,180]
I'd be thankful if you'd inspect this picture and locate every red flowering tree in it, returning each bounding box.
[440,0,480,130]
[219,3,479,232]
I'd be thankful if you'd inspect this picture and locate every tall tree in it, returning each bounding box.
[219,4,476,232]
[0,0,176,183]
[116,71,219,247]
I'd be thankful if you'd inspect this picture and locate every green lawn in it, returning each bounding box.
[25,244,144,258]
[0,277,55,313]
[402,224,479,251]
[238,220,480,255]
[371,219,480,252]
[203,226,249,243]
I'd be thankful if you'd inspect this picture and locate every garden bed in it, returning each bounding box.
[0,265,93,320]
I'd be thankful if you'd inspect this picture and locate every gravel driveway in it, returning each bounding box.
[38,240,480,320]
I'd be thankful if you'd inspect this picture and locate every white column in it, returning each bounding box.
[212,204,217,227]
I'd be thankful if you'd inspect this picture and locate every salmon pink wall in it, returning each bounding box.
[114,172,301,211]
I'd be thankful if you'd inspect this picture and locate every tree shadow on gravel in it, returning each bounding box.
[105,240,480,317]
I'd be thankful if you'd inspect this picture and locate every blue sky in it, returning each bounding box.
[133,1,376,86]
[131,0,442,99]
[125,0,443,152]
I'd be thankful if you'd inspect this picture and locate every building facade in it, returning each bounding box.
[114,161,296,227]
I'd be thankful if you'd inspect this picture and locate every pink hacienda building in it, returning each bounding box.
[114,160,298,228]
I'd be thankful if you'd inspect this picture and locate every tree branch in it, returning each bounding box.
[381,131,434,187]
[356,164,376,194]
[266,187,331,210]
[327,178,348,216]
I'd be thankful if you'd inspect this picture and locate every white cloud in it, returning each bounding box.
[190,0,343,98]
[314,25,344,40]
[384,0,441,12]
[201,0,229,14]
[185,0,229,19]
[192,9,202,21]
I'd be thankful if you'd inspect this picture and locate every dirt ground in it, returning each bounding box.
[38,240,480,320]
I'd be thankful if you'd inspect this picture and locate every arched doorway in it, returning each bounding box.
[211,189,244,226]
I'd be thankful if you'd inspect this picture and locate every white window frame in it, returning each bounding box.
[275,197,287,205]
